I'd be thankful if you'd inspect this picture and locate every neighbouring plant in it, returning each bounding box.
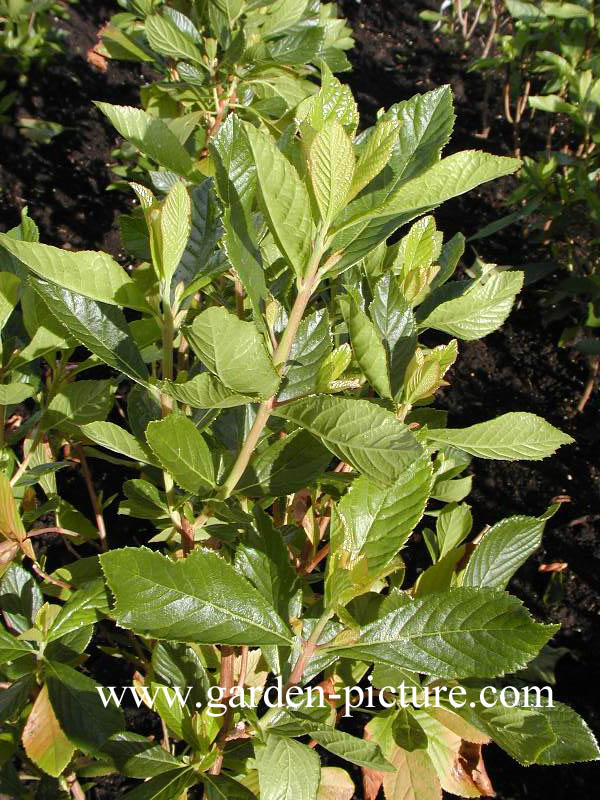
[94,0,353,188]
[423,0,600,407]
[0,0,76,74]
[1,77,598,799]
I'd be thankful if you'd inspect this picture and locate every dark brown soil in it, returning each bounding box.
[1,0,598,798]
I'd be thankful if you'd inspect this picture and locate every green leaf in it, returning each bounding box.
[238,429,332,497]
[203,774,255,799]
[159,181,191,286]
[308,120,355,223]
[431,232,465,289]
[0,383,35,405]
[100,547,293,646]
[47,580,108,643]
[260,0,308,37]
[120,767,197,800]
[211,116,268,335]
[463,508,556,589]
[272,396,423,486]
[234,508,299,620]
[173,180,224,295]
[146,414,214,493]
[426,413,574,461]
[256,734,321,800]
[102,731,183,778]
[95,103,194,177]
[339,293,392,399]
[436,503,472,559]
[448,690,556,765]
[81,421,159,466]
[350,118,398,200]
[160,374,253,409]
[0,564,42,633]
[0,235,148,311]
[0,271,20,330]
[42,379,114,434]
[335,455,433,573]
[0,674,33,722]
[243,121,313,280]
[370,274,418,398]
[296,62,359,137]
[186,306,279,397]
[535,702,600,764]
[0,625,34,663]
[382,151,521,218]
[310,729,393,771]
[420,270,524,340]
[145,13,204,64]
[392,707,429,751]
[333,587,558,678]
[45,662,124,754]
[30,280,150,383]
[22,684,75,778]
[278,309,332,402]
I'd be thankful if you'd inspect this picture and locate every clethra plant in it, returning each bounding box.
[94,0,353,188]
[0,76,599,799]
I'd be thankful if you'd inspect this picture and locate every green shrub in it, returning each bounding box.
[0,67,597,797]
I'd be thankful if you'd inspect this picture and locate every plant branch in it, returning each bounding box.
[284,610,333,691]
[217,231,328,500]
[75,445,108,551]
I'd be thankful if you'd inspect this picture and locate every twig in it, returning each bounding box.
[208,646,236,776]
[66,772,86,800]
[75,445,108,551]
[236,645,249,689]
[26,526,80,538]
[577,357,598,413]
[31,561,71,590]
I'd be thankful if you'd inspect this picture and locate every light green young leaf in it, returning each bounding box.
[426,412,574,461]
[336,456,433,573]
[272,396,423,486]
[260,0,308,37]
[146,414,215,492]
[81,421,159,466]
[0,271,20,329]
[243,121,313,280]
[339,293,392,399]
[95,103,194,177]
[463,508,557,589]
[390,216,443,275]
[296,62,359,137]
[0,383,35,405]
[159,181,191,286]
[186,306,279,397]
[145,13,204,65]
[0,235,148,311]
[436,503,472,560]
[30,279,150,384]
[350,118,398,200]
[308,119,355,223]
[100,547,293,646]
[420,270,524,340]
[256,734,321,800]
[333,587,558,678]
